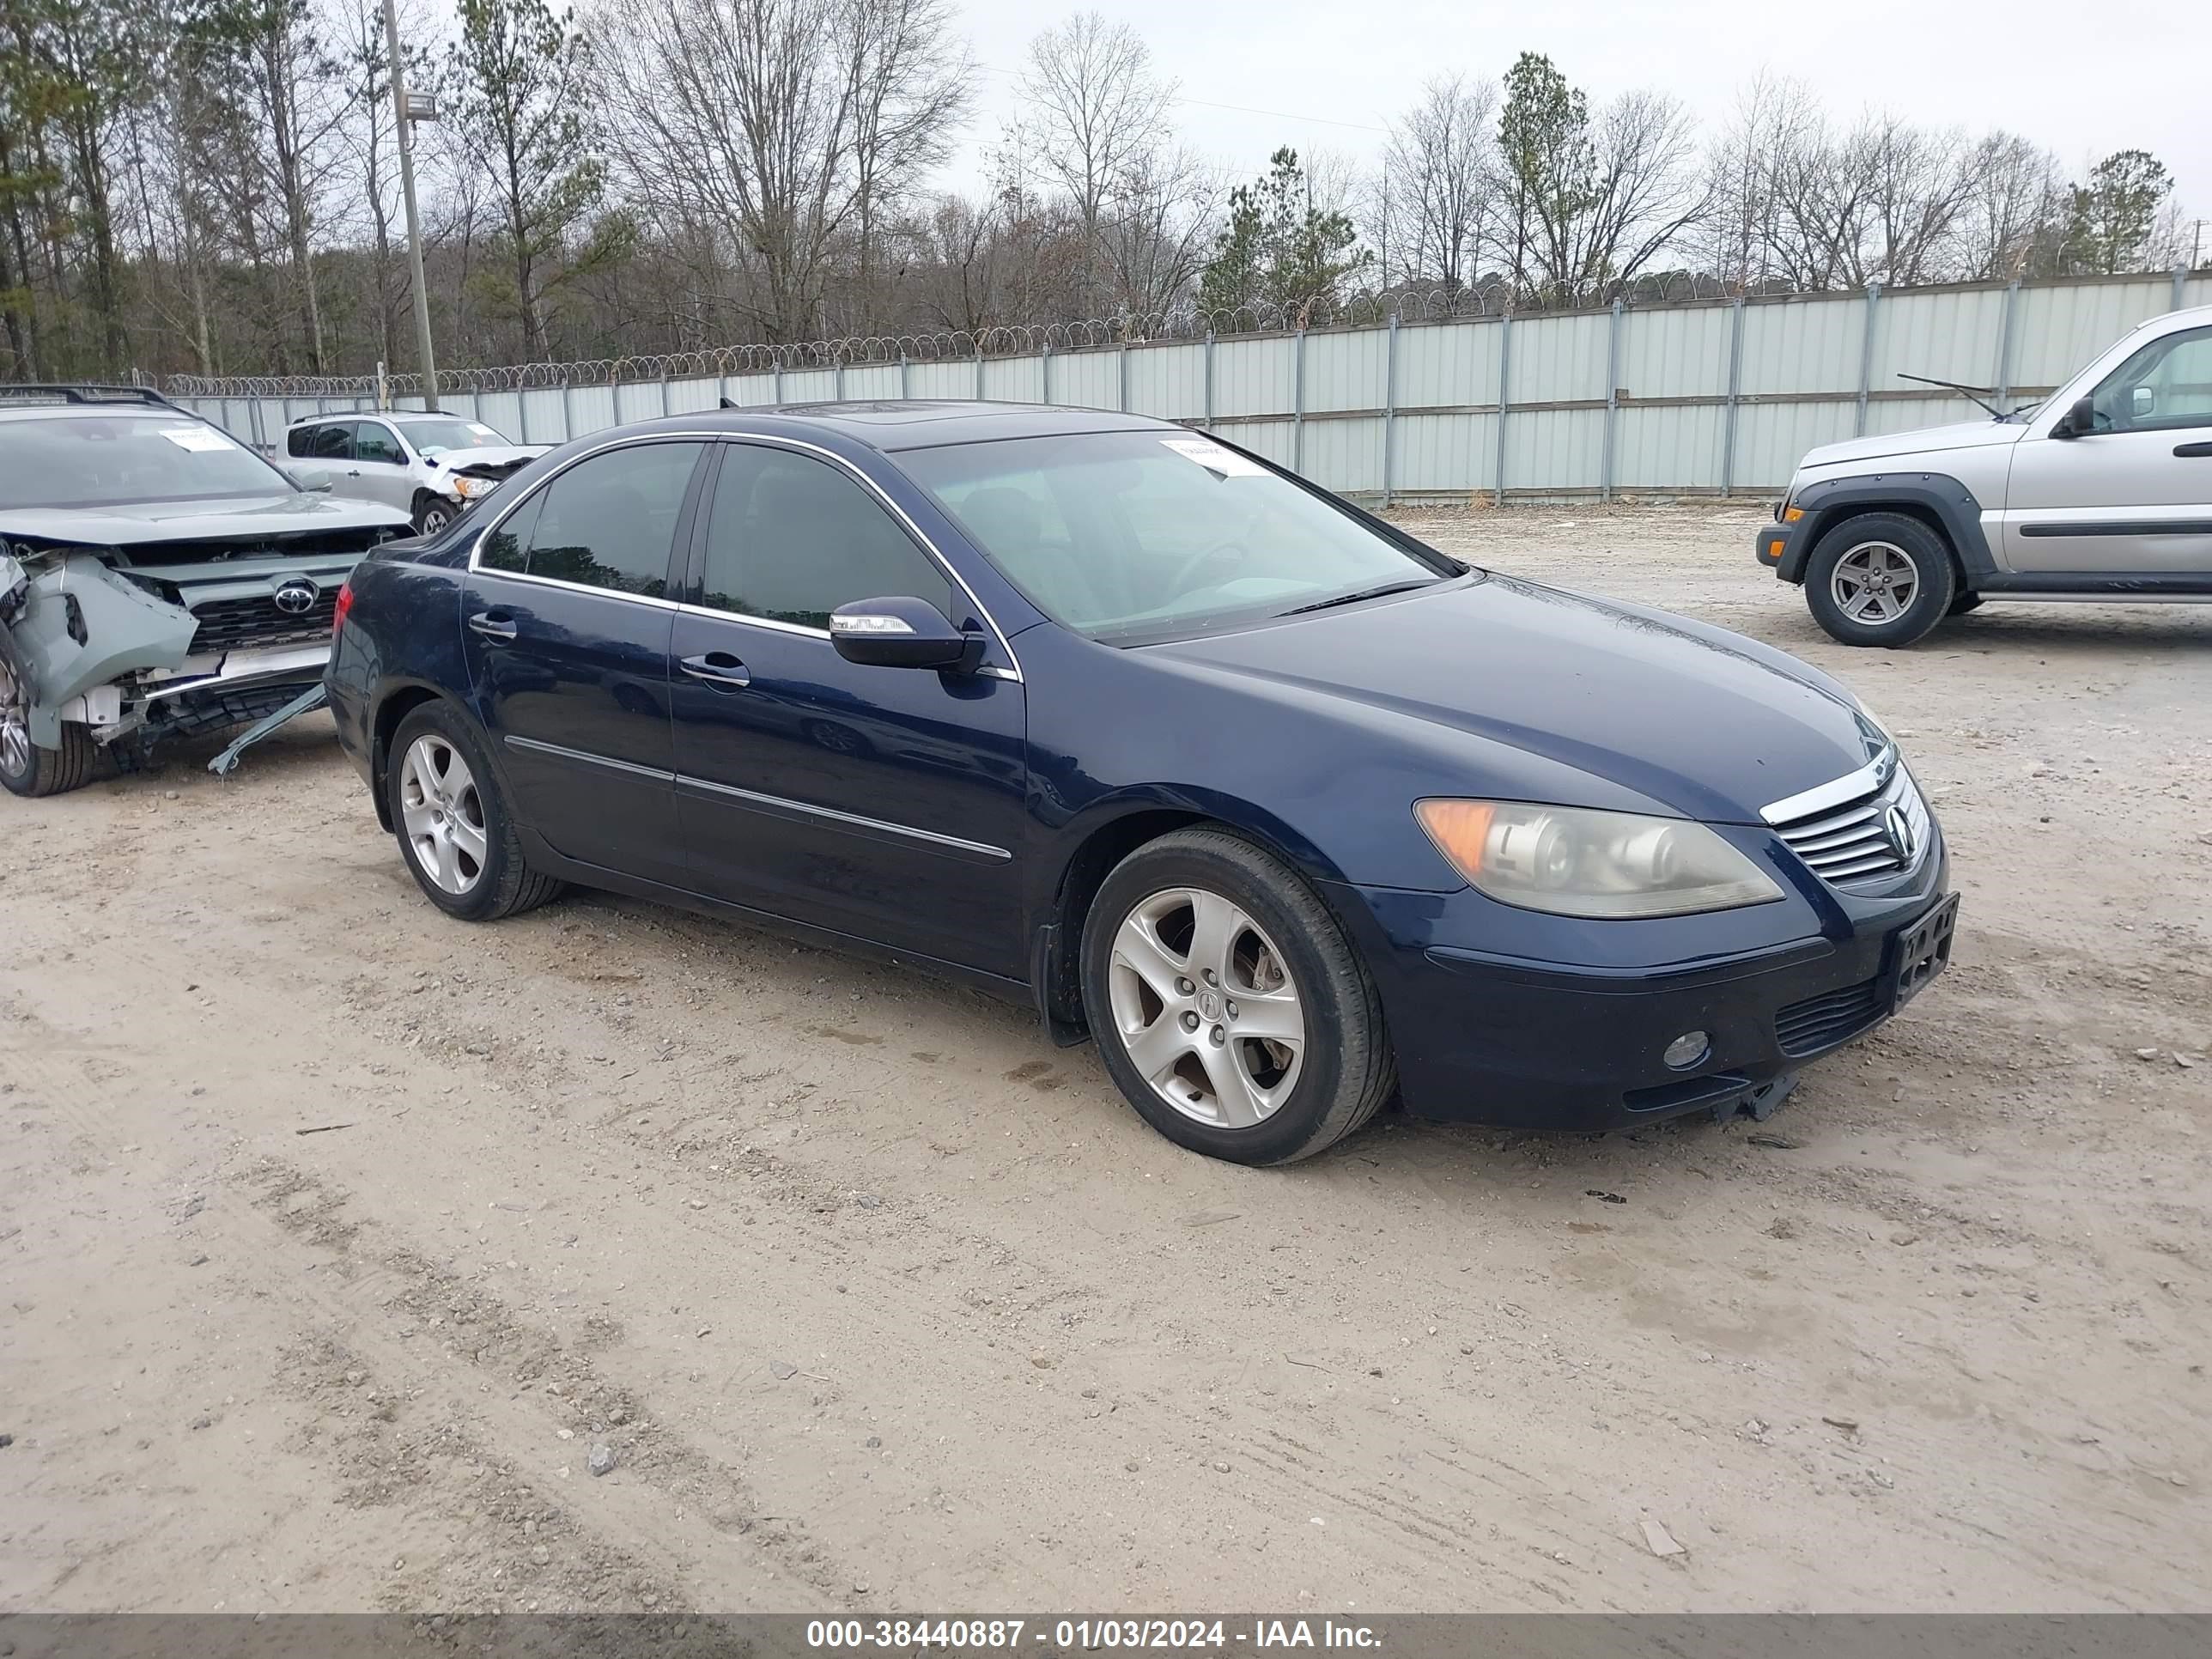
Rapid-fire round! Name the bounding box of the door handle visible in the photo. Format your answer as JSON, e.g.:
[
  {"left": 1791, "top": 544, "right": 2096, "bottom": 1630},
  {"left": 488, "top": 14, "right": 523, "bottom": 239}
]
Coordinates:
[
  {"left": 468, "top": 611, "right": 518, "bottom": 641},
  {"left": 2175, "top": 441, "right": 2212, "bottom": 458},
  {"left": 346, "top": 468, "right": 362, "bottom": 477},
  {"left": 680, "top": 652, "right": 750, "bottom": 690}
]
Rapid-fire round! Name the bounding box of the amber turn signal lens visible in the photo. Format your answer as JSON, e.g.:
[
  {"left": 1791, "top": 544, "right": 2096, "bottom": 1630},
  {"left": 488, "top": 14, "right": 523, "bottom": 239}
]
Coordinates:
[
  {"left": 1414, "top": 799, "right": 1496, "bottom": 878},
  {"left": 1782, "top": 506, "right": 1805, "bottom": 523}
]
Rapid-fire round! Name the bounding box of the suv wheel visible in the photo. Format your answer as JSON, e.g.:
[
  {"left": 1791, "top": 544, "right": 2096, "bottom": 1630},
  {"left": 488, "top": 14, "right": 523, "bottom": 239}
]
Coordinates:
[
  {"left": 386, "top": 701, "right": 563, "bottom": 921},
  {"left": 0, "top": 659, "right": 97, "bottom": 798},
  {"left": 1079, "top": 829, "right": 1395, "bottom": 1165},
  {"left": 1802, "top": 514, "right": 1958, "bottom": 647},
  {"left": 413, "top": 496, "right": 456, "bottom": 536}
]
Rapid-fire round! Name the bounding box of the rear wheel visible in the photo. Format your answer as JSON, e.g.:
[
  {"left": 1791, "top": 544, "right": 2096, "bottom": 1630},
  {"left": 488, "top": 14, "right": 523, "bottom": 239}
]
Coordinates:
[
  {"left": 1802, "top": 513, "right": 1957, "bottom": 647},
  {"left": 1080, "top": 829, "right": 1395, "bottom": 1165},
  {"left": 385, "top": 701, "right": 562, "bottom": 921},
  {"left": 0, "top": 659, "right": 97, "bottom": 798}
]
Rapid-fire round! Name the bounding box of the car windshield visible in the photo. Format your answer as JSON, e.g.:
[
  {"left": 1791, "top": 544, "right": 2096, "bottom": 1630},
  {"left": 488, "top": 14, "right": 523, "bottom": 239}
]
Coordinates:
[
  {"left": 0, "top": 412, "right": 295, "bottom": 509},
  {"left": 398, "top": 417, "right": 507, "bottom": 457},
  {"left": 901, "top": 430, "right": 1455, "bottom": 643}
]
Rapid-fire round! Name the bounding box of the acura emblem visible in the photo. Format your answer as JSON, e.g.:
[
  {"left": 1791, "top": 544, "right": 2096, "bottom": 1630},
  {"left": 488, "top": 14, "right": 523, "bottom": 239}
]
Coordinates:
[
  {"left": 1882, "top": 804, "right": 1916, "bottom": 860},
  {"left": 272, "top": 578, "right": 319, "bottom": 616}
]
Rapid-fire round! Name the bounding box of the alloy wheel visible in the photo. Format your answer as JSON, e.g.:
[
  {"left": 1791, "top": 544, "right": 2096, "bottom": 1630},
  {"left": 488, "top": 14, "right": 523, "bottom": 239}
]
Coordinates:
[
  {"left": 398, "top": 733, "right": 488, "bottom": 895},
  {"left": 1106, "top": 887, "right": 1306, "bottom": 1129},
  {"left": 1829, "top": 542, "right": 1920, "bottom": 625},
  {"left": 0, "top": 658, "right": 31, "bottom": 781}
]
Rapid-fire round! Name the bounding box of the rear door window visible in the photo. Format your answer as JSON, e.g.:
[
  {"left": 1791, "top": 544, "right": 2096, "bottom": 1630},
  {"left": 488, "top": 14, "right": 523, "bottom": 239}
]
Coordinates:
[{"left": 518, "top": 441, "right": 705, "bottom": 598}]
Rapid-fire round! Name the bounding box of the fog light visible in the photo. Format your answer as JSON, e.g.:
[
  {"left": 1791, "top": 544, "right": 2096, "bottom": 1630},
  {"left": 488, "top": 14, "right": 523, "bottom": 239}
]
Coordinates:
[{"left": 1663, "top": 1030, "right": 1710, "bottom": 1071}]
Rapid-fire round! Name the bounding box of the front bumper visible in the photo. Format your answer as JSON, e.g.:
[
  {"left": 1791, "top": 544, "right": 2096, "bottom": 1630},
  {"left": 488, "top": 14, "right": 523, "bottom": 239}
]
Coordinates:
[
  {"left": 1325, "top": 839, "right": 1950, "bottom": 1132},
  {"left": 1755, "top": 519, "right": 1797, "bottom": 578}
]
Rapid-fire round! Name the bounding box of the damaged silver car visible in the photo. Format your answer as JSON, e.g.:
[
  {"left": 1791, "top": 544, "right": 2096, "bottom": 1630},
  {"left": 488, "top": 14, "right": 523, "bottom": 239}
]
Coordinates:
[{"left": 1, "top": 386, "right": 412, "bottom": 797}]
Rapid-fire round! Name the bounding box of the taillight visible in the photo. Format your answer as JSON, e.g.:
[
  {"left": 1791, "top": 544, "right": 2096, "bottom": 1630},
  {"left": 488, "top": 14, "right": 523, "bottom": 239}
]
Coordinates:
[{"left": 332, "top": 576, "right": 356, "bottom": 641}]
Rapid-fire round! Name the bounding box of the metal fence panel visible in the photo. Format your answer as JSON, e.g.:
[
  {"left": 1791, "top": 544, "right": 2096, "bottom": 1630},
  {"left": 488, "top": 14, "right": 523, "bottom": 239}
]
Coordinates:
[
  {"left": 1508, "top": 309, "right": 1609, "bottom": 403},
  {"left": 1619, "top": 304, "right": 1735, "bottom": 400},
  {"left": 2008, "top": 277, "right": 2178, "bottom": 389},
  {"left": 908, "top": 360, "right": 975, "bottom": 399},
  {"left": 1395, "top": 411, "right": 1496, "bottom": 494},
  {"left": 1869, "top": 286, "right": 2007, "bottom": 392},
  {"left": 1740, "top": 295, "right": 1862, "bottom": 395},
  {"left": 1303, "top": 328, "right": 1387, "bottom": 414},
  {"left": 1127, "top": 341, "right": 1205, "bottom": 420},
  {"left": 1504, "top": 407, "right": 1605, "bottom": 491},
  {"left": 1395, "top": 319, "right": 1499, "bottom": 410},
  {"left": 1212, "top": 337, "right": 1293, "bottom": 417},
  {"left": 1616, "top": 403, "right": 1728, "bottom": 490},
  {"left": 1298, "top": 415, "right": 1383, "bottom": 494},
  {"left": 981, "top": 355, "right": 1044, "bottom": 402},
  {"left": 1734, "top": 398, "right": 1859, "bottom": 493},
  {"left": 1052, "top": 349, "right": 1121, "bottom": 410}
]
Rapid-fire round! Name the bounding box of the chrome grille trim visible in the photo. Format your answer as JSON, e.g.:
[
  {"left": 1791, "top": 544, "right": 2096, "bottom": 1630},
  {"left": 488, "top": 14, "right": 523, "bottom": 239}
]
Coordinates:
[{"left": 1764, "top": 749, "right": 1930, "bottom": 886}]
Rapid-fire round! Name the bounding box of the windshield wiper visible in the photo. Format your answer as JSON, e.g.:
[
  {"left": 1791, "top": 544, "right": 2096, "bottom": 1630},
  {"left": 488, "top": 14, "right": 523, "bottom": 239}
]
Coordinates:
[
  {"left": 1897, "top": 372, "right": 2007, "bottom": 420},
  {"left": 1276, "top": 578, "right": 1441, "bottom": 617}
]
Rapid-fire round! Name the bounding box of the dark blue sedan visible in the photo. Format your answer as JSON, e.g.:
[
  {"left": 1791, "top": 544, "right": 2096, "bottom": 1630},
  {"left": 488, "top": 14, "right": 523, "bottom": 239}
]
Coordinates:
[{"left": 327, "top": 402, "right": 1956, "bottom": 1164}]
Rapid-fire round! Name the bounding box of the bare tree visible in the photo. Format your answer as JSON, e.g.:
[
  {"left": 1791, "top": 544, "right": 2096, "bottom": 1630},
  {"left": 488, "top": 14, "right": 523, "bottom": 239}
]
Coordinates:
[
  {"left": 1011, "top": 9, "right": 1175, "bottom": 310},
  {"left": 841, "top": 0, "right": 971, "bottom": 330},
  {"left": 1692, "top": 74, "right": 1819, "bottom": 291},
  {"left": 1377, "top": 74, "right": 1497, "bottom": 291},
  {"left": 1953, "top": 132, "right": 2063, "bottom": 280}
]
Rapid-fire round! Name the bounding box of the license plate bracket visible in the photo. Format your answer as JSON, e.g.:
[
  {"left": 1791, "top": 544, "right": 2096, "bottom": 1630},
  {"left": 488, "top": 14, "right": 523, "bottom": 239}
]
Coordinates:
[{"left": 1887, "top": 892, "right": 1960, "bottom": 1012}]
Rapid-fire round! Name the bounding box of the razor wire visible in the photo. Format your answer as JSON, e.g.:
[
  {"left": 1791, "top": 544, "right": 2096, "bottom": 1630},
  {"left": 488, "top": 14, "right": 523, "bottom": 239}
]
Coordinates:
[{"left": 161, "top": 273, "right": 1753, "bottom": 400}]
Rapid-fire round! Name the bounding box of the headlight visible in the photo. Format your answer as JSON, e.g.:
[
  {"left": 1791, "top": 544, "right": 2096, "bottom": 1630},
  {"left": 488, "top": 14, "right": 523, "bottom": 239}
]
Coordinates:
[
  {"left": 1415, "top": 799, "right": 1785, "bottom": 919},
  {"left": 450, "top": 474, "right": 497, "bottom": 500}
]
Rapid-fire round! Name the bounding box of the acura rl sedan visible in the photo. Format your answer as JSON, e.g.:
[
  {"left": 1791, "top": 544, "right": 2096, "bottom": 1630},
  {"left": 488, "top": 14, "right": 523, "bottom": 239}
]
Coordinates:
[{"left": 327, "top": 402, "right": 1957, "bottom": 1165}]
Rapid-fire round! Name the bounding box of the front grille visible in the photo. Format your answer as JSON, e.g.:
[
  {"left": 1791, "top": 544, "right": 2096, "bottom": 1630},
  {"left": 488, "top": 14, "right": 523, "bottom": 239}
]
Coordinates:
[
  {"left": 1775, "top": 977, "right": 1885, "bottom": 1056},
  {"left": 188, "top": 589, "right": 337, "bottom": 654},
  {"left": 1768, "top": 761, "right": 1929, "bottom": 885}
]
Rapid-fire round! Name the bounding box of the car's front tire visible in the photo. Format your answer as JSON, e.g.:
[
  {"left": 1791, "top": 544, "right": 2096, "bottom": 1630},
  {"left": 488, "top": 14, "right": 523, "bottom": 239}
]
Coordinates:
[
  {"left": 1, "top": 659, "right": 97, "bottom": 799},
  {"left": 385, "top": 701, "right": 562, "bottom": 921},
  {"left": 1079, "top": 829, "right": 1395, "bottom": 1165},
  {"left": 413, "top": 495, "right": 457, "bottom": 536},
  {"left": 1802, "top": 513, "right": 1957, "bottom": 647}
]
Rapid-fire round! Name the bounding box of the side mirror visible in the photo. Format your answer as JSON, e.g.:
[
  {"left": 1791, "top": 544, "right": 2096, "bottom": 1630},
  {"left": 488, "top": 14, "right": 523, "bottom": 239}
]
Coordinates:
[
  {"left": 2052, "top": 395, "right": 2098, "bottom": 440},
  {"left": 830, "top": 596, "right": 980, "bottom": 672},
  {"left": 2131, "top": 386, "right": 2156, "bottom": 420},
  {"left": 289, "top": 465, "right": 335, "bottom": 491}
]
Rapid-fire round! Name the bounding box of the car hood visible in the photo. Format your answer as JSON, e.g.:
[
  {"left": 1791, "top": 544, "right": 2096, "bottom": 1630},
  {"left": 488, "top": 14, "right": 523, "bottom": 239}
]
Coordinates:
[
  {"left": 422, "top": 444, "right": 548, "bottom": 474},
  {"left": 1147, "top": 574, "right": 1881, "bottom": 825},
  {"left": 0, "top": 492, "right": 413, "bottom": 545},
  {"left": 1798, "top": 418, "right": 2025, "bottom": 471}
]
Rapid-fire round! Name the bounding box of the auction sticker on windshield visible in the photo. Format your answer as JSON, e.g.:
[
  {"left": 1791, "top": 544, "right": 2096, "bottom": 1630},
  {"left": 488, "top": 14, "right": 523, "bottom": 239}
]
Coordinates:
[
  {"left": 1159, "top": 436, "right": 1267, "bottom": 477},
  {"left": 158, "top": 425, "right": 236, "bottom": 452}
]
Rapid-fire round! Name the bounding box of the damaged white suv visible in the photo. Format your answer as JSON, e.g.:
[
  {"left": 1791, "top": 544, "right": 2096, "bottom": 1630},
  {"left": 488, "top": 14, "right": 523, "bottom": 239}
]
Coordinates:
[{"left": 1, "top": 386, "right": 411, "bottom": 797}]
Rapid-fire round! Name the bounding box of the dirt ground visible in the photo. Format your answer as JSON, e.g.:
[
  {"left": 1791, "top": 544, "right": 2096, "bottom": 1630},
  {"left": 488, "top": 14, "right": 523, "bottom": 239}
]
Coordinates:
[{"left": 3, "top": 504, "right": 2209, "bottom": 1615}]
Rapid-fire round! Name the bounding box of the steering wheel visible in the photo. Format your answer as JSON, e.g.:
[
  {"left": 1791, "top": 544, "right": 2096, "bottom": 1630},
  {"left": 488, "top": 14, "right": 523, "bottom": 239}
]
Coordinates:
[{"left": 1168, "top": 535, "right": 1252, "bottom": 596}]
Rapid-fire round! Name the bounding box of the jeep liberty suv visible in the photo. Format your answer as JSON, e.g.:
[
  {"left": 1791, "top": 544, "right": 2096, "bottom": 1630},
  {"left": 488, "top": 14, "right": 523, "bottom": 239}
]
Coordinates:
[{"left": 1756, "top": 304, "right": 2212, "bottom": 645}]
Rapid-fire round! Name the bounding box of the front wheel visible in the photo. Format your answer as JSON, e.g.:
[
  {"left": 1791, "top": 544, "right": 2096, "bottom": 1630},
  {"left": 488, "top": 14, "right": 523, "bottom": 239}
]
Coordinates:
[
  {"left": 1079, "top": 829, "right": 1395, "bottom": 1165},
  {"left": 413, "top": 497, "right": 456, "bottom": 536},
  {"left": 1802, "top": 514, "right": 1957, "bottom": 647},
  {"left": 385, "top": 701, "right": 563, "bottom": 921},
  {"left": 1, "top": 658, "right": 97, "bottom": 798}
]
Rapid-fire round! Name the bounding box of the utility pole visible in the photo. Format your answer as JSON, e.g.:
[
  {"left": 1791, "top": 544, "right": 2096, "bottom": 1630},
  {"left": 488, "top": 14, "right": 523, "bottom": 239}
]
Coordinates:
[{"left": 382, "top": 0, "right": 440, "bottom": 410}]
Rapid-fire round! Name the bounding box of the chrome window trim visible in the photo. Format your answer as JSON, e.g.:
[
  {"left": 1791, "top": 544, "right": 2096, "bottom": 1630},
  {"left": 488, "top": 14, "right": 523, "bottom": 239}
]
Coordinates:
[
  {"left": 466, "top": 428, "right": 1024, "bottom": 683},
  {"left": 692, "top": 432, "right": 1024, "bottom": 684},
  {"left": 476, "top": 565, "right": 683, "bottom": 612},
  {"left": 678, "top": 773, "right": 1012, "bottom": 862},
  {"left": 1759, "top": 747, "right": 1895, "bottom": 827},
  {"left": 505, "top": 733, "right": 673, "bottom": 781}
]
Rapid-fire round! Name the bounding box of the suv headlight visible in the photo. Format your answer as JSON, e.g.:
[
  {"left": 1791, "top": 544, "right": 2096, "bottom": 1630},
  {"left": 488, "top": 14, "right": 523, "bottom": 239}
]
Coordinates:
[
  {"left": 1415, "top": 799, "right": 1785, "bottom": 919},
  {"left": 450, "top": 474, "right": 498, "bottom": 500}
]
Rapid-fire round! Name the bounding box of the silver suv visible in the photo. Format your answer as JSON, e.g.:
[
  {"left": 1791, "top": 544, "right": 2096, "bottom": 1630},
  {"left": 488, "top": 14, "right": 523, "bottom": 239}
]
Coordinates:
[
  {"left": 1758, "top": 304, "right": 2212, "bottom": 645},
  {"left": 284, "top": 411, "right": 546, "bottom": 535}
]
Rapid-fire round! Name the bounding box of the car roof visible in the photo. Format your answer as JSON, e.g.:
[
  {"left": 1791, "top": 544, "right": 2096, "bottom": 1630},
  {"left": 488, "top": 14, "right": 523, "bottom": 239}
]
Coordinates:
[
  {"left": 0, "top": 400, "right": 205, "bottom": 423},
  {"left": 611, "top": 399, "right": 1180, "bottom": 454}
]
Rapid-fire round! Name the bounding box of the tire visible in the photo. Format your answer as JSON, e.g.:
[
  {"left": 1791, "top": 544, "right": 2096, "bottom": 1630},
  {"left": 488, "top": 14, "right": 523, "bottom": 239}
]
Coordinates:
[
  {"left": 413, "top": 496, "right": 456, "bottom": 536},
  {"left": 1946, "top": 592, "right": 1984, "bottom": 617},
  {"left": 385, "top": 700, "right": 563, "bottom": 921},
  {"left": 1079, "top": 828, "right": 1395, "bottom": 1165},
  {"left": 1, "top": 657, "right": 98, "bottom": 798},
  {"left": 1802, "top": 513, "right": 1957, "bottom": 647}
]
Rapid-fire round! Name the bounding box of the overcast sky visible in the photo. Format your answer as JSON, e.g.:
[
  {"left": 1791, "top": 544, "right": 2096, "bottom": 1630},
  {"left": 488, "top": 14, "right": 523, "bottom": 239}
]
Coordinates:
[{"left": 945, "top": 0, "right": 2209, "bottom": 234}]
